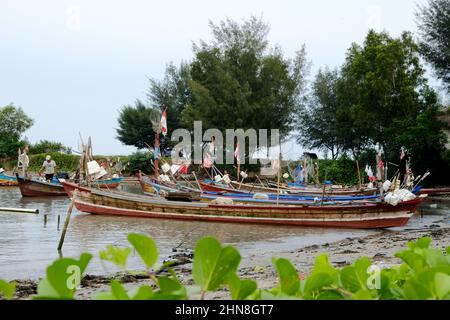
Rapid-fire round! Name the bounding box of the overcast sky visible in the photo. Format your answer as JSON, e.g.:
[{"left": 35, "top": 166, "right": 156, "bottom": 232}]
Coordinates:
[{"left": 0, "top": 0, "right": 445, "bottom": 158}]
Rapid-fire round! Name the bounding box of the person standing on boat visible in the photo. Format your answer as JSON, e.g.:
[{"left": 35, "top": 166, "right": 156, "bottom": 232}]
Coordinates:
[{"left": 39, "top": 155, "right": 57, "bottom": 182}]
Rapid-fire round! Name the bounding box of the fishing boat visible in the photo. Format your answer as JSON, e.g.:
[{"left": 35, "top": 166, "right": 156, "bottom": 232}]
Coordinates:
[
  {"left": 0, "top": 172, "right": 18, "bottom": 186},
  {"left": 204, "top": 180, "right": 379, "bottom": 196},
  {"left": 418, "top": 187, "right": 450, "bottom": 197},
  {"left": 140, "top": 177, "right": 381, "bottom": 204},
  {"left": 16, "top": 174, "right": 67, "bottom": 197},
  {"left": 91, "top": 177, "right": 123, "bottom": 189},
  {"left": 16, "top": 174, "right": 123, "bottom": 197},
  {"left": 65, "top": 181, "right": 426, "bottom": 229}
]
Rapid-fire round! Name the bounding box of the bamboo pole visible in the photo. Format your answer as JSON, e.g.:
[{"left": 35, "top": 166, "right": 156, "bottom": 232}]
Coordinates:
[
  {"left": 0, "top": 207, "right": 39, "bottom": 214},
  {"left": 154, "top": 132, "right": 160, "bottom": 180},
  {"left": 192, "top": 172, "right": 203, "bottom": 194},
  {"left": 320, "top": 171, "right": 328, "bottom": 206},
  {"left": 356, "top": 159, "right": 362, "bottom": 189},
  {"left": 58, "top": 201, "right": 74, "bottom": 251},
  {"left": 276, "top": 151, "right": 281, "bottom": 206}
]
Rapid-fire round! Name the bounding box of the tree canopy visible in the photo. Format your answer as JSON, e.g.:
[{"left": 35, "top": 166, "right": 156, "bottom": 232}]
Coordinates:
[
  {"left": 119, "top": 16, "right": 309, "bottom": 151},
  {"left": 183, "top": 17, "right": 308, "bottom": 138},
  {"left": 298, "top": 30, "right": 448, "bottom": 183},
  {"left": 0, "top": 103, "right": 33, "bottom": 159},
  {"left": 416, "top": 0, "right": 450, "bottom": 92},
  {"left": 116, "top": 100, "right": 158, "bottom": 149},
  {"left": 297, "top": 67, "right": 343, "bottom": 159}
]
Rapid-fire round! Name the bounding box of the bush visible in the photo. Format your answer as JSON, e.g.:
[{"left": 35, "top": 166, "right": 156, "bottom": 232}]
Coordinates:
[
  {"left": 127, "top": 151, "right": 155, "bottom": 175},
  {"left": 316, "top": 155, "right": 360, "bottom": 186},
  {"left": 27, "top": 153, "right": 80, "bottom": 172},
  {"left": 28, "top": 140, "right": 72, "bottom": 155}
]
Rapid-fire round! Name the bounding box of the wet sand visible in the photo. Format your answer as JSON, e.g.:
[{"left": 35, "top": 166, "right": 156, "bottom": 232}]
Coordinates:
[{"left": 9, "top": 225, "right": 449, "bottom": 300}]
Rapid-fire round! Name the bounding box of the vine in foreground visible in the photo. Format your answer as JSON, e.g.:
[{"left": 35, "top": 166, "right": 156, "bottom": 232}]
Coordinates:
[{"left": 0, "top": 235, "right": 449, "bottom": 300}]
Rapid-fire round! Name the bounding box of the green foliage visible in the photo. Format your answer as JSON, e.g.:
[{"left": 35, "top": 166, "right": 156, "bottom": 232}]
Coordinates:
[
  {"left": 116, "top": 100, "right": 159, "bottom": 149},
  {"left": 0, "top": 103, "right": 34, "bottom": 140},
  {"left": 192, "top": 237, "right": 241, "bottom": 292},
  {"left": 316, "top": 155, "right": 360, "bottom": 186},
  {"left": 35, "top": 253, "right": 92, "bottom": 299},
  {"left": 2, "top": 235, "right": 448, "bottom": 300},
  {"left": 0, "top": 279, "right": 16, "bottom": 300},
  {"left": 27, "top": 153, "right": 80, "bottom": 172},
  {"left": 147, "top": 62, "right": 191, "bottom": 137},
  {"left": 298, "top": 67, "right": 344, "bottom": 159},
  {"left": 0, "top": 103, "right": 33, "bottom": 159},
  {"left": 123, "top": 16, "right": 309, "bottom": 158},
  {"left": 416, "top": 0, "right": 450, "bottom": 92},
  {"left": 127, "top": 233, "right": 158, "bottom": 269},
  {"left": 126, "top": 151, "right": 154, "bottom": 175},
  {"left": 99, "top": 245, "right": 132, "bottom": 270},
  {"left": 0, "top": 138, "right": 25, "bottom": 160},
  {"left": 29, "top": 140, "right": 71, "bottom": 155},
  {"left": 184, "top": 16, "right": 308, "bottom": 140},
  {"left": 298, "top": 30, "right": 447, "bottom": 185}
]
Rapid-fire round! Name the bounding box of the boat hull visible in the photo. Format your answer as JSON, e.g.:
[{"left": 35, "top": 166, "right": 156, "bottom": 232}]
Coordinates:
[
  {"left": 0, "top": 173, "right": 18, "bottom": 186},
  {"left": 230, "top": 181, "right": 378, "bottom": 196},
  {"left": 16, "top": 175, "right": 67, "bottom": 197},
  {"left": 70, "top": 187, "right": 424, "bottom": 229}
]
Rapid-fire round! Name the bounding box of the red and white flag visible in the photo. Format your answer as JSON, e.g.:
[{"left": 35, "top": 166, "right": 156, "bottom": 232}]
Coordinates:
[
  {"left": 203, "top": 154, "right": 213, "bottom": 169},
  {"left": 234, "top": 142, "right": 240, "bottom": 163},
  {"left": 160, "top": 108, "right": 167, "bottom": 136}
]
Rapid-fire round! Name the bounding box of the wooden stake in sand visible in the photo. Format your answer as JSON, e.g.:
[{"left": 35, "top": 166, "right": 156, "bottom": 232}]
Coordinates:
[{"left": 58, "top": 201, "right": 74, "bottom": 251}]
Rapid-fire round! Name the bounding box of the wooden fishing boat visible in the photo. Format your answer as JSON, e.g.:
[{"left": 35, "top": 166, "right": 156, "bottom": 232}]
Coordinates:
[
  {"left": 419, "top": 187, "right": 450, "bottom": 197},
  {"left": 17, "top": 174, "right": 123, "bottom": 197},
  {"left": 199, "top": 181, "right": 249, "bottom": 194},
  {"left": 141, "top": 178, "right": 381, "bottom": 204},
  {"left": 206, "top": 180, "right": 379, "bottom": 196},
  {"left": 67, "top": 182, "right": 426, "bottom": 229},
  {"left": 0, "top": 173, "right": 18, "bottom": 186},
  {"left": 92, "top": 177, "right": 123, "bottom": 189},
  {"left": 16, "top": 174, "right": 67, "bottom": 197}
]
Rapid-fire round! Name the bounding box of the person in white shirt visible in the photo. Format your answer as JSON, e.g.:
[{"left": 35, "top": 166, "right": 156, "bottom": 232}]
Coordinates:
[{"left": 39, "top": 155, "right": 57, "bottom": 182}]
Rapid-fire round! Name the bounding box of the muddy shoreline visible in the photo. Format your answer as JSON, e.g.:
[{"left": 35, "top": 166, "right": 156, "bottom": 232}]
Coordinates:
[{"left": 8, "top": 225, "right": 449, "bottom": 300}]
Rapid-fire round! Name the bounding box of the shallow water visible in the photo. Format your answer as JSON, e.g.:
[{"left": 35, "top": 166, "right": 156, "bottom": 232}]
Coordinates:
[{"left": 0, "top": 184, "right": 448, "bottom": 281}]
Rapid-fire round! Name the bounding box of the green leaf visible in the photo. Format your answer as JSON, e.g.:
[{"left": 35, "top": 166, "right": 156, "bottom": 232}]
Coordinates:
[
  {"left": 132, "top": 286, "right": 154, "bottom": 300},
  {"left": 99, "top": 245, "right": 131, "bottom": 270},
  {"left": 304, "top": 273, "right": 334, "bottom": 296},
  {"left": 36, "top": 253, "right": 92, "bottom": 299},
  {"left": 273, "top": 258, "right": 300, "bottom": 296},
  {"left": 395, "top": 251, "right": 427, "bottom": 274},
  {"left": 192, "top": 237, "right": 241, "bottom": 291},
  {"left": 353, "top": 257, "right": 371, "bottom": 287},
  {"left": 312, "top": 254, "right": 338, "bottom": 283},
  {"left": 157, "top": 276, "right": 187, "bottom": 299},
  {"left": 36, "top": 278, "right": 59, "bottom": 299},
  {"left": 0, "top": 279, "right": 16, "bottom": 300},
  {"left": 416, "top": 237, "right": 432, "bottom": 249},
  {"left": 340, "top": 267, "right": 360, "bottom": 293},
  {"left": 434, "top": 272, "right": 450, "bottom": 299},
  {"left": 316, "top": 290, "right": 345, "bottom": 300},
  {"left": 227, "top": 273, "right": 257, "bottom": 300},
  {"left": 127, "top": 233, "right": 158, "bottom": 269},
  {"left": 353, "top": 289, "right": 373, "bottom": 300},
  {"left": 110, "top": 280, "right": 130, "bottom": 300},
  {"left": 402, "top": 278, "right": 433, "bottom": 300},
  {"left": 94, "top": 292, "right": 116, "bottom": 300}
]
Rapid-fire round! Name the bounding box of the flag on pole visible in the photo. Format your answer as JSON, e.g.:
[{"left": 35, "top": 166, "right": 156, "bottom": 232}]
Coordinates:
[
  {"left": 160, "top": 108, "right": 167, "bottom": 136},
  {"left": 203, "top": 154, "right": 213, "bottom": 168},
  {"left": 234, "top": 142, "right": 240, "bottom": 163}
]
